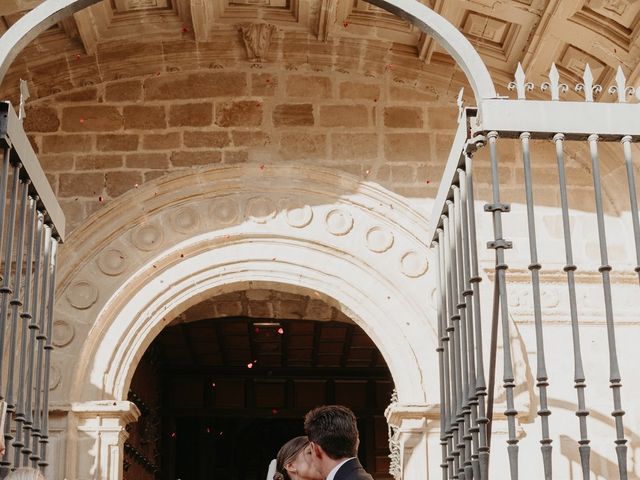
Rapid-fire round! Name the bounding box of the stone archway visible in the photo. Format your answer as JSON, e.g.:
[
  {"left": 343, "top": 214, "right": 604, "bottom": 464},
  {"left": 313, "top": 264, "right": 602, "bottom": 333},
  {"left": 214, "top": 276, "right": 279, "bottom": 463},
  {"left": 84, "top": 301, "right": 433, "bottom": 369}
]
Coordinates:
[{"left": 52, "top": 164, "right": 439, "bottom": 479}]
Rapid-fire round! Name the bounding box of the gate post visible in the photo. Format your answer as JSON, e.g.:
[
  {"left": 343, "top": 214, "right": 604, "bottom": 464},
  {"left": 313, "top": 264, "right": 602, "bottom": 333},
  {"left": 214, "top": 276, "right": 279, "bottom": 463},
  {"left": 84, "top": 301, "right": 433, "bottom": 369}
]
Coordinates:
[
  {"left": 386, "top": 404, "right": 437, "bottom": 479},
  {"left": 68, "top": 401, "right": 139, "bottom": 480}
]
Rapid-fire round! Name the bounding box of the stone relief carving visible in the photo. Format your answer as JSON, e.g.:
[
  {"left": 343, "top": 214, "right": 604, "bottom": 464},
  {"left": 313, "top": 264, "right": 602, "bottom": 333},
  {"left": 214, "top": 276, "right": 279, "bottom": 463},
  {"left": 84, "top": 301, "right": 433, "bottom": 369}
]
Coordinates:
[
  {"left": 366, "top": 226, "right": 394, "bottom": 253},
  {"left": 238, "top": 23, "right": 277, "bottom": 62},
  {"left": 171, "top": 207, "right": 200, "bottom": 234},
  {"left": 66, "top": 281, "right": 99, "bottom": 310},
  {"left": 52, "top": 320, "right": 75, "bottom": 348},
  {"left": 400, "top": 251, "right": 429, "bottom": 278},
  {"left": 97, "top": 248, "right": 127, "bottom": 276},
  {"left": 325, "top": 209, "right": 354, "bottom": 236},
  {"left": 588, "top": 0, "right": 631, "bottom": 15},
  {"left": 210, "top": 197, "right": 240, "bottom": 225},
  {"left": 132, "top": 224, "right": 164, "bottom": 251}
]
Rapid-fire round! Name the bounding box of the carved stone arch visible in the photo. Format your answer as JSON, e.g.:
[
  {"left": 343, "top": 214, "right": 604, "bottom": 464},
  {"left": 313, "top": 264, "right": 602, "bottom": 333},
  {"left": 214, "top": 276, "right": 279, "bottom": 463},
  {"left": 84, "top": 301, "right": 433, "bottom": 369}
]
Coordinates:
[{"left": 0, "top": 0, "right": 497, "bottom": 104}]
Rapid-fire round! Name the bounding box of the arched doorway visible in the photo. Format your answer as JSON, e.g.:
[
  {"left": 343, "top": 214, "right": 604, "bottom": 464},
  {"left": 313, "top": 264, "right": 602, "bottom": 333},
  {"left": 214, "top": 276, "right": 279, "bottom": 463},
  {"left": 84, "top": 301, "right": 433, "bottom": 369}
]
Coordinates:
[
  {"left": 125, "top": 288, "right": 394, "bottom": 479},
  {"left": 53, "top": 164, "right": 438, "bottom": 479}
]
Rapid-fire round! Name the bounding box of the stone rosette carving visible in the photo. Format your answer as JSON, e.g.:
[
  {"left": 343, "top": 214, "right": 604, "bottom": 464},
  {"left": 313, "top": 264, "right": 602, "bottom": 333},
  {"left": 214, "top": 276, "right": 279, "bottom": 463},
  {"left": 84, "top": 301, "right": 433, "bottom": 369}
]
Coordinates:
[
  {"left": 132, "top": 223, "right": 164, "bottom": 251},
  {"left": 66, "top": 281, "right": 99, "bottom": 310},
  {"left": 246, "top": 196, "right": 277, "bottom": 223},
  {"left": 52, "top": 320, "right": 75, "bottom": 347},
  {"left": 283, "top": 201, "right": 313, "bottom": 228},
  {"left": 97, "top": 249, "right": 127, "bottom": 276},
  {"left": 238, "top": 23, "right": 277, "bottom": 63},
  {"left": 400, "top": 251, "right": 429, "bottom": 278},
  {"left": 171, "top": 207, "right": 200, "bottom": 234},
  {"left": 211, "top": 197, "right": 240, "bottom": 225},
  {"left": 366, "top": 226, "right": 394, "bottom": 253},
  {"left": 325, "top": 209, "right": 354, "bottom": 236}
]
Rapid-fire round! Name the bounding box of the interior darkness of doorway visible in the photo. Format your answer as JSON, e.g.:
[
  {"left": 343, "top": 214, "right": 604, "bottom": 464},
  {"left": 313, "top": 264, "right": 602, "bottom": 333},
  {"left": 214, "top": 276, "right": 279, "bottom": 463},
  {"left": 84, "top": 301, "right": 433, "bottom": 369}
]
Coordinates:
[{"left": 124, "top": 316, "right": 394, "bottom": 480}]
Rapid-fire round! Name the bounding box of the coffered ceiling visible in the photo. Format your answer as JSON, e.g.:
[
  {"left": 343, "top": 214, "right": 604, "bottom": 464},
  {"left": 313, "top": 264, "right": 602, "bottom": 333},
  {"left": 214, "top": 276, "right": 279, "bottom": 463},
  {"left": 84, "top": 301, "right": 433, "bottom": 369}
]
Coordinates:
[{"left": 1, "top": 0, "right": 639, "bottom": 100}]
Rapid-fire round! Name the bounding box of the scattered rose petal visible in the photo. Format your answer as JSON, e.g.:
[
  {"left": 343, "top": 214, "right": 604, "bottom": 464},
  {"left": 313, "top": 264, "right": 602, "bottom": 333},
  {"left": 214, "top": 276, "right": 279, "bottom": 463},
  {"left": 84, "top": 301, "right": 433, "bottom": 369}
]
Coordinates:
[{"left": 277, "top": 327, "right": 284, "bottom": 335}]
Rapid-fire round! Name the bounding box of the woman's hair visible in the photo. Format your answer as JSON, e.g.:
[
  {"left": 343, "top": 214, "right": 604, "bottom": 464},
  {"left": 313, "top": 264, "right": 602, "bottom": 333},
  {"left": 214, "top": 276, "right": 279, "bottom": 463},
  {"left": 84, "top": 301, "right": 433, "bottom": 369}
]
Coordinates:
[
  {"left": 5, "top": 467, "right": 46, "bottom": 480},
  {"left": 274, "top": 436, "right": 310, "bottom": 480}
]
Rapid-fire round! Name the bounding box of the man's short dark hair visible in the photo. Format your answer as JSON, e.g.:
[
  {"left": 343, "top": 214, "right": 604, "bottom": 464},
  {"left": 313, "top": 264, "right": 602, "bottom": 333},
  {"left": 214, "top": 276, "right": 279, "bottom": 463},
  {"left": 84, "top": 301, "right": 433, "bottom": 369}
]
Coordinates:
[{"left": 304, "top": 405, "right": 359, "bottom": 459}]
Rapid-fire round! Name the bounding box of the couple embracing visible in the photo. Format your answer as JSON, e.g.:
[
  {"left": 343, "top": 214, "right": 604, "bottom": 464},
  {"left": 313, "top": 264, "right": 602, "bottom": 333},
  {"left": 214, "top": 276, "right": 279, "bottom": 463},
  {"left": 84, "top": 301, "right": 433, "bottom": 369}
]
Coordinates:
[{"left": 269, "top": 405, "right": 373, "bottom": 480}]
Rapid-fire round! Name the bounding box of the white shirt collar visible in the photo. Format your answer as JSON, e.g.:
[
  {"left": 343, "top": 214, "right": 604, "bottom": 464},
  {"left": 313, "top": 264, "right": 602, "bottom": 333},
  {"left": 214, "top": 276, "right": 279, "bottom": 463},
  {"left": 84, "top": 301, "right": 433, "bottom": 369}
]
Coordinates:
[{"left": 326, "top": 457, "right": 355, "bottom": 480}]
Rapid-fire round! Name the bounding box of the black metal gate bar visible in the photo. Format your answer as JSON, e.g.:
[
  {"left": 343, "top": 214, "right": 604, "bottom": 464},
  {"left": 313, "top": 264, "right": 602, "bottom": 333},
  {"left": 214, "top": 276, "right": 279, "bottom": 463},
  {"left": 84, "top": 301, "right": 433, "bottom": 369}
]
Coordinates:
[
  {"left": 0, "top": 148, "right": 10, "bottom": 283},
  {"left": 38, "top": 237, "right": 58, "bottom": 471},
  {"left": 436, "top": 231, "right": 449, "bottom": 480},
  {"left": 29, "top": 225, "right": 51, "bottom": 469},
  {"left": 621, "top": 136, "right": 640, "bottom": 281},
  {"left": 22, "top": 212, "right": 44, "bottom": 467},
  {"left": 463, "top": 146, "right": 489, "bottom": 480},
  {"left": 486, "top": 132, "right": 519, "bottom": 480},
  {"left": 13, "top": 196, "right": 37, "bottom": 466},
  {"left": 2, "top": 175, "right": 30, "bottom": 472},
  {"left": 553, "top": 133, "right": 591, "bottom": 480},
  {"left": 458, "top": 169, "right": 479, "bottom": 480},
  {"left": 519, "top": 132, "right": 553, "bottom": 479},
  {"left": 587, "top": 135, "right": 628, "bottom": 480}
]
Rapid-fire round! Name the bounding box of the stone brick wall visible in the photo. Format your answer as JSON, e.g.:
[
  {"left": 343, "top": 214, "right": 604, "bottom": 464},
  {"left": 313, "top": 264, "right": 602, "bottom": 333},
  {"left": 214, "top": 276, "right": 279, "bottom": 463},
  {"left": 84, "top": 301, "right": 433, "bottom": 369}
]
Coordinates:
[{"left": 22, "top": 66, "right": 460, "bottom": 232}]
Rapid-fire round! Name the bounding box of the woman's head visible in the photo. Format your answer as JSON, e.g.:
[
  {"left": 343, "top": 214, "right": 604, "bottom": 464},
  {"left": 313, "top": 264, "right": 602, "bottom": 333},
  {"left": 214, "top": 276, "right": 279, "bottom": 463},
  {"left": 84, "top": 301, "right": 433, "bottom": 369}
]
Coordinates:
[{"left": 274, "top": 436, "right": 322, "bottom": 480}]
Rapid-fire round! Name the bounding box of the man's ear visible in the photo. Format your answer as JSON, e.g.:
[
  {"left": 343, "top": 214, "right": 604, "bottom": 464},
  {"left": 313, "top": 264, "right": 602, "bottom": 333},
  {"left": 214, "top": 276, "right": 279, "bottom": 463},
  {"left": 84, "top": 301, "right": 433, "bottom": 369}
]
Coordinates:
[{"left": 310, "top": 441, "right": 324, "bottom": 460}]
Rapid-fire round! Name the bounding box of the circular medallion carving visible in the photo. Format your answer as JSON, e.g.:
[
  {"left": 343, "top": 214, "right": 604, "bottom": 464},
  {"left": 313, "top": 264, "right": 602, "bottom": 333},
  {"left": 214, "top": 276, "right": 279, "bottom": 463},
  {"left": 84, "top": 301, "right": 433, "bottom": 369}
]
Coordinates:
[
  {"left": 49, "top": 364, "right": 61, "bottom": 390},
  {"left": 246, "top": 196, "right": 276, "bottom": 223},
  {"left": 132, "top": 224, "right": 163, "bottom": 251},
  {"left": 400, "top": 251, "right": 429, "bottom": 278},
  {"left": 52, "top": 320, "right": 75, "bottom": 348},
  {"left": 365, "top": 226, "right": 394, "bottom": 253},
  {"left": 171, "top": 207, "right": 200, "bottom": 233},
  {"left": 66, "top": 281, "right": 98, "bottom": 310},
  {"left": 325, "top": 209, "right": 354, "bottom": 236},
  {"left": 97, "top": 249, "right": 126, "bottom": 276},
  {"left": 211, "top": 197, "right": 240, "bottom": 225},
  {"left": 285, "top": 204, "right": 313, "bottom": 228},
  {"left": 541, "top": 288, "right": 560, "bottom": 308}
]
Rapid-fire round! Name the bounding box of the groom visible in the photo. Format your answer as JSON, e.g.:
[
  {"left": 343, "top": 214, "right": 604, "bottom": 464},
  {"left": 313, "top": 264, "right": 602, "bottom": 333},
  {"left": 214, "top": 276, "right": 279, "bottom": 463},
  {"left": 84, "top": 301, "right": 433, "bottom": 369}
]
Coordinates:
[{"left": 304, "top": 405, "right": 373, "bottom": 480}]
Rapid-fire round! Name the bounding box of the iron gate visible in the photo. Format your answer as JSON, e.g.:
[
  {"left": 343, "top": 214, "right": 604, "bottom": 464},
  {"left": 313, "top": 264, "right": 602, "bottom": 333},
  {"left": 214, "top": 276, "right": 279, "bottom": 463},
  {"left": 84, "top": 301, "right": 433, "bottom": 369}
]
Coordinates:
[
  {"left": 0, "top": 99, "right": 65, "bottom": 477},
  {"left": 428, "top": 64, "right": 639, "bottom": 480}
]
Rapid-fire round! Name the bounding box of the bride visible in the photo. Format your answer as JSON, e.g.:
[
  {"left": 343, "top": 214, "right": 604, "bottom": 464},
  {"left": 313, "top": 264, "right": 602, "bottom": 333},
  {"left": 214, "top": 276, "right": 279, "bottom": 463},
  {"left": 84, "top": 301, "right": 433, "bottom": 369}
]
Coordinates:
[{"left": 267, "top": 436, "right": 323, "bottom": 480}]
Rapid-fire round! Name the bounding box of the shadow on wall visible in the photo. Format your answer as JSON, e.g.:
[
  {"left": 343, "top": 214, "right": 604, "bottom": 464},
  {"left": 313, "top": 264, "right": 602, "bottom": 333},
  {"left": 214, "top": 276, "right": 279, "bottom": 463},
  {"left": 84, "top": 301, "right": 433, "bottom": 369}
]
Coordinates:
[{"left": 551, "top": 397, "right": 640, "bottom": 479}]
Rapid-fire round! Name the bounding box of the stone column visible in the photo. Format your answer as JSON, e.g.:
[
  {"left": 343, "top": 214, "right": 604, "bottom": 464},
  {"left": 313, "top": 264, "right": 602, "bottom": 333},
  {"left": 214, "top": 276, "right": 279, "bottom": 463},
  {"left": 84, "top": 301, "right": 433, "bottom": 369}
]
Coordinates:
[
  {"left": 67, "top": 401, "right": 140, "bottom": 480},
  {"left": 385, "top": 403, "right": 438, "bottom": 480}
]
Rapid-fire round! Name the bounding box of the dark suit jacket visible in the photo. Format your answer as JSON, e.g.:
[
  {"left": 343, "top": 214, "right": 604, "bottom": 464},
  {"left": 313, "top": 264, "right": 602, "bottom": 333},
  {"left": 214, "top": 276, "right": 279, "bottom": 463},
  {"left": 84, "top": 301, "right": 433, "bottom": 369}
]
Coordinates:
[{"left": 334, "top": 458, "right": 374, "bottom": 480}]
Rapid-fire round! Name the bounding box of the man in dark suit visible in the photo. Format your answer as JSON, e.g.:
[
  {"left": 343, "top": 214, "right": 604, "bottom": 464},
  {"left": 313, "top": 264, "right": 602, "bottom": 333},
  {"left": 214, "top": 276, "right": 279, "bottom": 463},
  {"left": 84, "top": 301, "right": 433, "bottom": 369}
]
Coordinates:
[{"left": 304, "top": 405, "right": 373, "bottom": 480}]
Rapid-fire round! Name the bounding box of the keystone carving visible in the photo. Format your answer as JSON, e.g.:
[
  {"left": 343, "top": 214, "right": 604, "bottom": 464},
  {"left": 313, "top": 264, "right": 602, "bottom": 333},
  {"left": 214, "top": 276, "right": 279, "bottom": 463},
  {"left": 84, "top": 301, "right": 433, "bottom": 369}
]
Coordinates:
[{"left": 238, "top": 23, "right": 277, "bottom": 62}]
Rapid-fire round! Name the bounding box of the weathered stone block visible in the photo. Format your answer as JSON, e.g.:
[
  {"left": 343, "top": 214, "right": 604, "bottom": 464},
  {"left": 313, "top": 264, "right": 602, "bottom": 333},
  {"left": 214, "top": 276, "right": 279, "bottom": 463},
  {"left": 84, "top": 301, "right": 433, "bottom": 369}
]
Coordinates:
[
  {"left": 123, "top": 105, "right": 166, "bottom": 130},
  {"left": 106, "top": 171, "right": 143, "bottom": 198},
  {"left": 319, "top": 105, "right": 369, "bottom": 127},
  {"left": 42, "top": 135, "right": 92, "bottom": 154},
  {"left": 183, "top": 131, "right": 230, "bottom": 148},
  {"left": 339, "top": 82, "right": 380, "bottom": 101},
  {"left": 142, "top": 132, "right": 181, "bottom": 150},
  {"left": 273, "top": 104, "right": 314, "bottom": 127},
  {"left": 252, "top": 73, "right": 278, "bottom": 96},
  {"left": 24, "top": 107, "right": 60, "bottom": 133},
  {"left": 105, "top": 80, "right": 143, "bottom": 102},
  {"left": 427, "top": 106, "right": 458, "bottom": 130},
  {"left": 62, "top": 106, "right": 122, "bottom": 132},
  {"left": 232, "top": 130, "right": 271, "bottom": 147},
  {"left": 40, "top": 155, "right": 74, "bottom": 172},
  {"left": 224, "top": 150, "right": 249, "bottom": 164},
  {"left": 126, "top": 153, "right": 169, "bottom": 169},
  {"left": 215, "top": 101, "right": 263, "bottom": 127},
  {"left": 280, "top": 133, "right": 326, "bottom": 160},
  {"left": 286, "top": 75, "right": 332, "bottom": 98},
  {"left": 144, "top": 72, "right": 247, "bottom": 100},
  {"left": 75, "top": 154, "right": 124, "bottom": 171},
  {"left": 170, "top": 151, "right": 222, "bottom": 167},
  {"left": 384, "top": 106, "right": 424, "bottom": 128},
  {"left": 169, "top": 103, "right": 213, "bottom": 127},
  {"left": 332, "top": 133, "right": 377, "bottom": 160},
  {"left": 384, "top": 133, "right": 431, "bottom": 162},
  {"left": 97, "top": 134, "right": 139, "bottom": 152},
  {"left": 59, "top": 172, "right": 104, "bottom": 197}
]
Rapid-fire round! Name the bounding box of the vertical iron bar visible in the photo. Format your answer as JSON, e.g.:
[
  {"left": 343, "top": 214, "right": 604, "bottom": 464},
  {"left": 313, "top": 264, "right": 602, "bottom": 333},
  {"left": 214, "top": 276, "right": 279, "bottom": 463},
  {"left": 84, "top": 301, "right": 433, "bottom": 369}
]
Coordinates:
[
  {"left": 2, "top": 176, "right": 30, "bottom": 472},
  {"left": 454, "top": 185, "right": 473, "bottom": 479},
  {"left": 30, "top": 225, "right": 52, "bottom": 469},
  {"left": 621, "top": 136, "right": 640, "bottom": 282},
  {"left": 0, "top": 148, "right": 11, "bottom": 284},
  {"left": 486, "top": 278, "right": 499, "bottom": 449},
  {"left": 520, "top": 132, "right": 553, "bottom": 479},
  {"left": 436, "top": 232, "right": 449, "bottom": 480},
  {"left": 459, "top": 168, "right": 479, "bottom": 480},
  {"left": 0, "top": 161, "right": 21, "bottom": 403},
  {"left": 39, "top": 236, "right": 58, "bottom": 473},
  {"left": 448, "top": 200, "right": 465, "bottom": 479},
  {"left": 553, "top": 133, "right": 591, "bottom": 480},
  {"left": 444, "top": 210, "right": 460, "bottom": 479},
  {"left": 22, "top": 213, "right": 44, "bottom": 465},
  {"left": 587, "top": 135, "right": 628, "bottom": 479},
  {"left": 486, "top": 131, "right": 519, "bottom": 480},
  {"left": 464, "top": 145, "right": 489, "bottom": 480},
  {"left": 13, "top": 197, "right": 37, "bottom": 467}
]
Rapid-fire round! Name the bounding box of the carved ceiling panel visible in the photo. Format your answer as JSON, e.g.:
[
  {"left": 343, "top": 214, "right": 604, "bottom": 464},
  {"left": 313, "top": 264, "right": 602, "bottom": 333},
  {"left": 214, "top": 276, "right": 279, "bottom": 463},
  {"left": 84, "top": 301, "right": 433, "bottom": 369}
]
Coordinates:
[{"left": 571, "top": 0, "right": 640, "bottom": 50}]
